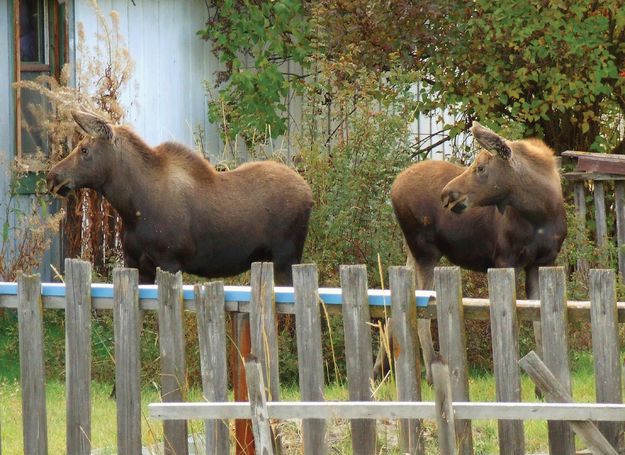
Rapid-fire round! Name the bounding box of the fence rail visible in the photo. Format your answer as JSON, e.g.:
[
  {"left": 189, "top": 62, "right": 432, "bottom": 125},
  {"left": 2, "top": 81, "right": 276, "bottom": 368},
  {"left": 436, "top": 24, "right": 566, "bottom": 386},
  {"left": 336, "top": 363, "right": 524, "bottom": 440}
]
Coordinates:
[{"left": 3, "top": 259, "right": 625, "bottom": 455}]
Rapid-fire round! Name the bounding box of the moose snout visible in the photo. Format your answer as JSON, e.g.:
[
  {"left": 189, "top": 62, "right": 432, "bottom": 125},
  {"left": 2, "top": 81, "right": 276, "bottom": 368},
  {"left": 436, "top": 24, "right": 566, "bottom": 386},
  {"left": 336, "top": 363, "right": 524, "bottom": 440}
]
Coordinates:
[
  {"left": 46, "top": 170, "right": 71, "bottom": 197},
  {"left": 441, "top": 188, "right": 469, "bottom": 214},
  {"left": 441, "top": 190, "right": 460, "bottom": 208}
]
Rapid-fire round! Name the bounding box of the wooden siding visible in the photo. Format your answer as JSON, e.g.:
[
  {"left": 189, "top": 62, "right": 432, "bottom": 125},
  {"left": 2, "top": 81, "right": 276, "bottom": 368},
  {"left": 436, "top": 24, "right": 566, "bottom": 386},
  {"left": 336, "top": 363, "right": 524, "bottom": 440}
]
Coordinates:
[{"left": 73, "top": 0, "right": 223, "bottom": 159}]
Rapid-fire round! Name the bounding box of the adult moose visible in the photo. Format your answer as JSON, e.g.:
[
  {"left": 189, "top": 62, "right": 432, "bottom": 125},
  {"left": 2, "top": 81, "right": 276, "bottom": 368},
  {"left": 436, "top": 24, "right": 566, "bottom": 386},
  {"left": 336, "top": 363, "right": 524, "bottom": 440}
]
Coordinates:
[
  {"left": 47, "top": 111, "right": 313, "bottom": 285},
  {"left": 375, "top": 121, "right": 567, "bottom": 382}
]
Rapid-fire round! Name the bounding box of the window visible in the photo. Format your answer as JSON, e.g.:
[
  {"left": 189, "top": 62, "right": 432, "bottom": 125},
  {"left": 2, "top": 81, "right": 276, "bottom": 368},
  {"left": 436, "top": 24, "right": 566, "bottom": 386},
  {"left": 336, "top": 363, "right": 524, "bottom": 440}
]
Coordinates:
[{"left": 14, "top": 0, "right": 66, "bottom": 163}]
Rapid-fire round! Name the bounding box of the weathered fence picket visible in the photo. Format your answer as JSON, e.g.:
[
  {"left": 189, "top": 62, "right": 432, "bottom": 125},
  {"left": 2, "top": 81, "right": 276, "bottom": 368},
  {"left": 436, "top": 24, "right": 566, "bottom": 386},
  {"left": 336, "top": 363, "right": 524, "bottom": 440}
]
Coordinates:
[
  {"left": 293, "top": 264, "right": 327, "bottom": 455},
  {"left": 17, "top": 273, "right": 48, "bottom": 455},
  {"left": 538, "top": 267, "right": 575, "bottom": 455},
  {"left": 64, "top": 259, "right": 92, "bottom": 455},
  {"left": 389, "top": 266, "right": 423, "bottom": 455},
  {"left": 195, "top": 281, "right": 230, "bottom": 455},
  {"left": 487, "top": 268, "right": 525, "bottom": 455},
  {"left": 434, "top": 266, "right": 472, "bottom": 455},
  {"left": 157, "top": 269, "right": 189, "bottom": 455},
  {"left": 113, "top": 267, "right": 143, "bottom": 455},
  {"left": 340, "top": 265, "right": 376, "bottom": 454},
  {"left": 519, "top": 351, "right": 618, "bottom": 455},
  {"left": 589, "top": 269, "right": 624, "bottom": 449},
  {"left": 10, "top": 258, "right": 625, "bottom": 455},
  {"left": 432, "top": 356, "right": 457, "bottom": 455}
]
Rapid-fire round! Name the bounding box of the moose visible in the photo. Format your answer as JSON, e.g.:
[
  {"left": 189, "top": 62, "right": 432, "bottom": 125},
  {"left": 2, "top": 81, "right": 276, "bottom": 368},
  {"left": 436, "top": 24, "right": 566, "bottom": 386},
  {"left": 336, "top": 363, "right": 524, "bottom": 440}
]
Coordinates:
[
  {"left": 47, "top": 111, "right": 313, "bottom": 285},
  {"left": 374, "top": 121, "right": 567, "bottom": 382}
]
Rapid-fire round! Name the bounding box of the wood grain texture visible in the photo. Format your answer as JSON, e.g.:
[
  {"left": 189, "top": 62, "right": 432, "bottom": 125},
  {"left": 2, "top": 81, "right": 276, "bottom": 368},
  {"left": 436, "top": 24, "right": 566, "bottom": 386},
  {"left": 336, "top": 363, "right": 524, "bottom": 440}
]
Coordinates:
[
  {"left": 389, "top": 266, "right": 423, "bottom": 455},
  {"left": 538, "top": 267, "right": 575, "bottom": 455},
  {"left": 589, "top": 269, "right": 624, "bottom": 449},
  {"left": 340, "top": 265, "right": 376, "bottom": 454},
  {"left": 65, "top": 259, "right": 92, "bottom": 455},
  {"left": 434, "top": 266, "right": 472, "bottom": 455},
  {"left": 245, "top": 358, "right": 275, "bottom": 455},
  {"left": 157, "top": 269, "right": 189, "bottom": 455},
  {"left": 195, "top": 281, "right": 230, "bottom": 455},
  {"left": 114, "top": 268, "right": 143, "bottom": 455},
  {"left": 293, "top": 264, "right": 327, "bottom": 455},
  {"left": 594, "top": 181, "right": 608, "bottom": 247},
  {"left": 520, "top": 351, "right": 618, "bottom": 455},
  {"left": 487, "top": 268, "right": 524, "bottom": 455},
  {"left": 17, "top": 273, "right": 48, "bottom": 455},
  {"left": 432, "top": 358, "right": 457, "bottom": 455}
]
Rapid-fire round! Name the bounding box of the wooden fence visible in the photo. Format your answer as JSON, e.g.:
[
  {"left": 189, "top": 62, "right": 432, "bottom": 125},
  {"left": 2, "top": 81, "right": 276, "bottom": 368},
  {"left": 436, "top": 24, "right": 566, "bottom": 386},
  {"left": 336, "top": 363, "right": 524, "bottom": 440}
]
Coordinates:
[{"left": 3, "top": 259, "right": 625, "bottom": 454}]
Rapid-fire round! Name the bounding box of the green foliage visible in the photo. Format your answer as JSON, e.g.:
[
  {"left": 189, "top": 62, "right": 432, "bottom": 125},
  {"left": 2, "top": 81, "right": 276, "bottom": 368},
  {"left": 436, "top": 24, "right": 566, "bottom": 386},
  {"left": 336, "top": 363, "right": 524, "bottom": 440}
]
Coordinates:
[
  {"left": 420, "top": 0, "right": 625, "bottom": 152},
  {"left": 199, "top": 0, "right": 312, "bottom": 142}
]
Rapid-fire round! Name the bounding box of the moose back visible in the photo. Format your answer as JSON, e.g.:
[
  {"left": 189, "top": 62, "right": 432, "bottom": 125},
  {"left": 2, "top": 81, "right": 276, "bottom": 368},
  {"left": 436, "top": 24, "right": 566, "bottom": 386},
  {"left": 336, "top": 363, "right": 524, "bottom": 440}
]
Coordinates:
[{"left": 47, "top": 111, "right": 313, "bottom": 284}]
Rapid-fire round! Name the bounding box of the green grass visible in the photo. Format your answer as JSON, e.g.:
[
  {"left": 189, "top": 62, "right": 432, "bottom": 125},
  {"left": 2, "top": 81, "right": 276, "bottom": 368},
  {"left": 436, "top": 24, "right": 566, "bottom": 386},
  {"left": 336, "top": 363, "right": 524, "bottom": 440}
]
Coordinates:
[{"left": 0, "top": 337, "right": 603, "bottom": 454}]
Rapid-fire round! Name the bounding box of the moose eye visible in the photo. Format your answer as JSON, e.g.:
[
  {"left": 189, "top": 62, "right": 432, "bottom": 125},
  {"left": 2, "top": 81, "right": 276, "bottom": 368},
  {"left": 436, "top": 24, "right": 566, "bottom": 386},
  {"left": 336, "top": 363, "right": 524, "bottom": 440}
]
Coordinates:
[
  {"left": 476, "top": 165, "right": 486, "bottom": 174},
  {"left": 80, "top": 147, "right": 88, "bottom": 155}
]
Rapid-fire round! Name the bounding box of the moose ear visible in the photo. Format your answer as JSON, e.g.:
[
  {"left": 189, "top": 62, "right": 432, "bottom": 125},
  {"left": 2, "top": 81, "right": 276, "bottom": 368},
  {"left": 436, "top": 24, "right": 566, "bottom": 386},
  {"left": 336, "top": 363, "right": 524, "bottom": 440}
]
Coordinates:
[
  {"left": 471, "top": 121, "right": 511, "bottom": 160},
  {"left": 71, "top": 110, "right": 114, "bottom": 141}
]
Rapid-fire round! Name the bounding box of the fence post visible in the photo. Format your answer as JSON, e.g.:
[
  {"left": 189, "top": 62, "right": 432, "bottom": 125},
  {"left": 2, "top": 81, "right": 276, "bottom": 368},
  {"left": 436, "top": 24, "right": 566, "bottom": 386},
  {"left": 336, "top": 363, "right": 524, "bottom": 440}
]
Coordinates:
[
  {"left": 249, "top": 262, "right": 282, "bottom": 452},
  {"left": 65, "top": 259, "right": 92, "bottom": 455},
  {"left": 589, "top": 269, "right": 624, "bottom": 448},
  {"left": 432, "top": 356, "right": 457, "bottom": 455},
  {"left": 113, "top": 267, "right": 143, "bottom": 455},
  {"left": 293, "top": 264, "right": 327, "bottom": 455},
  {"left": 519, "top": 351, "right": 618, "bottom": 455},
  {"left": 157, "top": 269, "right": 188, "bottom": 455},
  {"left": 245, "top": 357, "right": 275, "bottom": 455},
  {"left": 573, "top": 181, "right": 589, "bottom": 274},
  {"left": 17, "top": 272, "right": 48, "bottom": 455},
  {"left": 615, "top": 181, "right": 625, "bottom": 280},
  {"left": 487, "top": 268, "right": 524, "bottom": 455},
  {"left": 594, "top": 181, "right": 608, "bottom": 247},
  {"left": 340, "top": 265, "right": 376, "bottom": 455},
  {"left": 389, "top": 266, "right": 423, "bottom": 455},
  {"left": 539, "top": 267, "right": 575, "bottom": 454},
  {"left": 232, "top": 312, "right": 254, "bottom": 455},
  {"left": 195, "top": 281, "right": 230, "bottom": 455},
  {"left": 434, "top": 266, "right": 473, "bottom": 455}
]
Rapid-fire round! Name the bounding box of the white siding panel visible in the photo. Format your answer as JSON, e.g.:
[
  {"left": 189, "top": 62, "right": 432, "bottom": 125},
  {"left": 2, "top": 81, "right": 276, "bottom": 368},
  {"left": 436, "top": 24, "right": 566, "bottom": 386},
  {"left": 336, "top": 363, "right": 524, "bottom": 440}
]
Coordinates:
[{"left": 74, "top": 0, "right": 217, "bottom": 155}]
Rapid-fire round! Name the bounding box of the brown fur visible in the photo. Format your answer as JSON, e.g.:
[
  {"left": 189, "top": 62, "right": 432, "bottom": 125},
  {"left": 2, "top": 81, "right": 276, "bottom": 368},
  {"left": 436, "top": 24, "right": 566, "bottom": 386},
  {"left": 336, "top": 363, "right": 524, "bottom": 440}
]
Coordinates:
[
  {"left": 47, "top": 111, "right": 313, "bottom": 284},
  {"left": 392, "top": 122, "right": 566, "bottom": 296}
]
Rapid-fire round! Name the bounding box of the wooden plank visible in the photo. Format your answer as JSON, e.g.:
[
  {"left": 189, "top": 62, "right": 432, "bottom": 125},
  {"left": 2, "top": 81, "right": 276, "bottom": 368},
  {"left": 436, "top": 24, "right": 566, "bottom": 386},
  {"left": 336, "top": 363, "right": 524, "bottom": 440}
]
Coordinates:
[
  {"left": 232, "top": 313, "right": 255, "bottom": 455},
  {"left": 589, "top": 269, "right": 624, "bottom": 448},
  {"left": 157, "top": 269, "right": 189, "bottom": 455},
  {"left": 564, "top": 171, "right": 625, "bottom": 181},
  {"left": 17, "top": 273, "right": 48, "bottom": 455},
  {"left": 390, "top": 266, "right": 423, "bottom": 455},
  {"left": 150, "top": 400, "right": 625, "bottom": 421},
  {"left": 538, "top": 267, "right": 575, "bottom": 455},
  {"left": 573, "top": 182, "right": 589, "bottom": 274},
  {"left": 432, "top": 357, "right": 457, "bottom": 455},
  {"left": 249, "top": 263, "right": 280, "bottom": 402},
  {"left": 293, "top": 264, "right": 327, "bottom": 455},
  {"left": 487, "top": 268, "right": 524, "bottom": 455},
  {"left": 615, "top": 181, "right": 625, "bottom": 280},
  {"left": 244, "top": 357, "right": 274, "bottom": 455},
  {"left": 519, "top": 351, "right": 618, "bottom": 455},
  {"left": 195, "top": 282, "right": 230, "bottom": 455},
  {"left": 594, "top": 181, "right": 608, "bottom": 247},
  {"left": 249, "top": 262, "right": 282, "bottom": 453},
  {"left": 65, "top": 259, "right": 92, "bottom": 455},
  {"left": 434, "top": 266, "right": 473, "bottom": 455},
  {"left": 563, "top": 150, "right": 625, "bottom": 176},
  {"left": 340, "top": 265, "right": 376, "bottom": 454},
  {"left": 113, "top": 268, "right": 143, "bottom": 455}
]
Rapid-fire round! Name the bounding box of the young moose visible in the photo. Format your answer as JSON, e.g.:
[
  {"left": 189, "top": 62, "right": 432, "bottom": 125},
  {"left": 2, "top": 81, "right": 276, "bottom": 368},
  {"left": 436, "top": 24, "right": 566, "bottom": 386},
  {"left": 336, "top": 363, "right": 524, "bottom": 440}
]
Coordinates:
[
  {"left": 375, "top": 121, "right": 567, "bottom": 381},
  {"left": 47, "top": 111, "right": 313, "bottom": 285}
]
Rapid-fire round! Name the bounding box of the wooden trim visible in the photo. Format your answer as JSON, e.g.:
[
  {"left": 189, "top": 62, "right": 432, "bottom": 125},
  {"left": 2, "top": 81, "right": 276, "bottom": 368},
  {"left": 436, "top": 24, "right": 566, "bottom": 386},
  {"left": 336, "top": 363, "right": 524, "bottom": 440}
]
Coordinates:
[
  {"left": 148, "top": 401, "right": 625, "bottom": 422},
  {"left": 20, "top": 62, "right": 50, "bottom": 72},
  {"left": 14, "top": 0, "right": 22, "bottom": 158}
]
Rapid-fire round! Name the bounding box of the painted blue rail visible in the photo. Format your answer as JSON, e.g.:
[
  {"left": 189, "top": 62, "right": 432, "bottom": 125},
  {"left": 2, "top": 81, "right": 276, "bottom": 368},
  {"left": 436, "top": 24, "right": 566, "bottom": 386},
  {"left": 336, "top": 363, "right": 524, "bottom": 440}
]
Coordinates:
[{"left": 0, "top": 282, "right": 434, "bottom": 307}]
